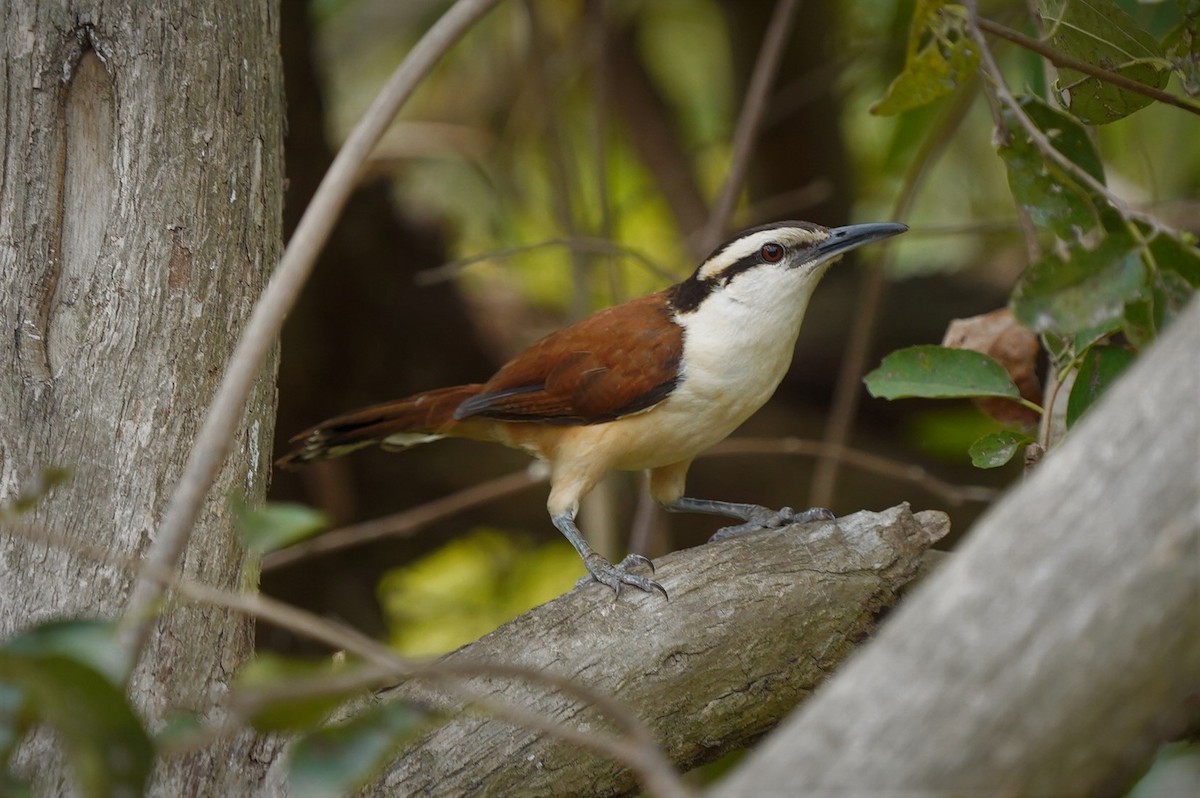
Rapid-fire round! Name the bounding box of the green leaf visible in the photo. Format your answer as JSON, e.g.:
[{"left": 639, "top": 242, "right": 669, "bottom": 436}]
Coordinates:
[
  {"left": 1154, "top": 269, "right": 1199, "bottom": 325},
  {"left": 2, "top": 620, "right": 128, "bottom": 685},
  {"left": 234, "top": 654, "right": 358, "bottom": 732},
  {"left": 0, "top": 682, "right": 26, "bottom": 767},
  {"left": 1121, "top": 296, "right": 1156, "bottom": 349},
  {"left": 969, "top": 430, "right": 1034, "bottom": 468},
  {"left": 1066, "top": 344, "right": 1135, "bottom": 427},
  {"left": 1011, "top": 230, "right": 1148, "bottom": 334},
  {"left": 0, "top": 467, "right": 72, "bottom": 521},
  {"left": 1123, "top": 233, "right": 1200, "bottom": 346},
  {"left": 871, "top": 1, "right": 979, "bottom": 115},
  {"left": 1162, "top": 11, "right": 1200, "bottom": 96},
  {"left": 1147, "top": 231, "right": 1200, "bottom": 287},
  {"left": 1040, "top": 0, "right": 1171, "bottom": 124},
  {"left": 865, "top": 346, "right": 1024, "bottom": 401},
  {"left": 997, "top": 95, "right": 1105, "bottom": 239},
  {"left": 288, "top": 701, "right": 434, "bottom": 798},
  {"left": 233, "top": 499, "right": 329, "bottom": 555},
  {"left": 1135, "top": 268, "right": 1200, "bottom": 345},
  {"left": 155, "top": 708, "right": 209, "bottom": 751},
  {"left": 0, "top": 648, "right": 152, "bottom": 798}
]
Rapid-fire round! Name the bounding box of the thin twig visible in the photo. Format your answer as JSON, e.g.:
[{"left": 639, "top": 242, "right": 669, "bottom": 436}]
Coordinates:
[
  {"left": 714, "top": 437, "right": 1000, "bottom": 506},
  {"left": 587, "top": 0, "right": 622, "bottom": 303},
  {"left": 739, "top": 180, "right": 834, "bottom": 228},
  {"left": 963, "top": 1, "right": 1163, "bottom": 235},
  {"left": 118, "top": 0, "right": 509, "bottom": 671},
  {"left": 522, "top": 0, "right": 590, "bottom": 321},
  {"left": 415, "top": 237, "right": 676, "bottom": 286},
  {"left": 203, "top": 590, "right": 690, "bottom": 798},
  {"left": 7, "top": 519, "right": 691, "bottom": 798},
  {"left": 1038, "top": 345, "right": 1087, "bottom": 452},
  {"left": 809, "top": 80, "right": 979, "bottom": 508},
  {"left": 264, "top": 434, "right": 995, "bottom": 571},
  {"left": 262, "top": 467, "right": 546, "bottom": 571},
  {"left": 698, "top": 0, "right": 802, "bottom": 255},
  {"left": 969, "top": 20, "right": 1044, "bottom": 264},
  {"left": 605, "top": 24, "right": 711, "bottom": 251},
  {"left": 902, "top": 219, "right": 1020, "bottom": 237},
  {"left": 977, "top": 17, "right": 1200, "bottom": 118},
  {"left": 224, "top": 653, "right": 692, "bottom": 798}
]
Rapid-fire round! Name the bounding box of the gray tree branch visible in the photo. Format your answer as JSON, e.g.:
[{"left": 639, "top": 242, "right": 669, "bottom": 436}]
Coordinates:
[
  {"left": 713, "top": 297, "right": 1200, "bottom": 796},
  {"left": 353, "top": 504, "right": 948, "bottom": 797}
]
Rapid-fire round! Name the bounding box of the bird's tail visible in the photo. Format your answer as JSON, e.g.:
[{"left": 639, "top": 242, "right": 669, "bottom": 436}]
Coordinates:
[{"left": 276, "top": 384, "right": 486, "bottom": 468}]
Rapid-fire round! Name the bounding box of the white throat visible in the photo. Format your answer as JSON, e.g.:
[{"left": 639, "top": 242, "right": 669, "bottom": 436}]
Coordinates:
[{"left": 673, "top": 259, "right": 834, "bottom": 422}]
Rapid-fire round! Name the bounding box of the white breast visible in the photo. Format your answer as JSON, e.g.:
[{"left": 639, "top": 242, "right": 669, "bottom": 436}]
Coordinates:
[
  {"left": 673, "top": 284, "right": 807, "bottom": 423},
  {"left": 602, "top": 266, "right": 825, "bottom": 472}
]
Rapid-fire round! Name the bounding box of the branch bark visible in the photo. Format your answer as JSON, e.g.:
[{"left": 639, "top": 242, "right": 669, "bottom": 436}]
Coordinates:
[
  {"left": 351, "top": 504, "right": 948, "bottom": 796},
  {"left": 712, "top": 297, "right": 1200, "bottom": 796}
]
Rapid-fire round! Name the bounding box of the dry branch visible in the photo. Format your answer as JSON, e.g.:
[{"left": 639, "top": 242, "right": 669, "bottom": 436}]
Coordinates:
[
  {"left": 712, "top": 297, "right": 1200, "bottom": 795},
  {"left": 358, "top": 503, "right": 948, "bottom": 797}
]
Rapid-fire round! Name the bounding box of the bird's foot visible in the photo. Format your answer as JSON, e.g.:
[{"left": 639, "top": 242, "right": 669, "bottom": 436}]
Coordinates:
[
  {"left": 576, "top": 552, "right": 667, "bottom": 599},
  {"left": 709, "top": 505, "right": 835, "bottom": 542}
]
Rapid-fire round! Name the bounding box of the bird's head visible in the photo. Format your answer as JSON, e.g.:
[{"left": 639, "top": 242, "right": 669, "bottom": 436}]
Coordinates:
[{"left": 671, "top": 220, "right": 908, "bottom": 316}]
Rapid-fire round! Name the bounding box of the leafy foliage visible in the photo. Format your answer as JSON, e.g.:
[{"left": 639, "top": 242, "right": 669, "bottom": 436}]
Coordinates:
[
  {"left": 968, "top": 430, "right": 1036, "bottom": 469},
  {"left": 1065, "top": 344, "right": 1135, "bottom": 428},
  {"left": 1011, "top": 230, "right": 1146, "bottom": 335},
  {"left": 233, "top": 498, "right": 330, "bottom": 555},
  {"left": 865, "top": 346, "right": 1042, "bottom": 467},
  {"left": 864, "top": 345, "right": 1033, "bottom": 404},
  {"left": 996, "top": 95, "right": 1105, "bottom": 239},
  {"left": 866, "top": 0, "right": 1198, "bottom": 467},
  {"left": 872, "top": 1, "right": 978, "bottom": 116},
  {"left": 288, "top": 701, "right": 436, "bottom": 798},
  {"left": 235, "top": 653, "right": 358, "bottom": 733},
  {"left": 1040, "top": 0, "right": 1171, "bottom": 124},
  {"left": 0, "top": 621, "right": 152, "bottom": 797}
]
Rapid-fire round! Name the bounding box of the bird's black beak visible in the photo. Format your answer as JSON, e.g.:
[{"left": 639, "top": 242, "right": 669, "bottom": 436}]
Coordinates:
[{"left": 815, "top": 222, "right": 908, "bottom": 260}]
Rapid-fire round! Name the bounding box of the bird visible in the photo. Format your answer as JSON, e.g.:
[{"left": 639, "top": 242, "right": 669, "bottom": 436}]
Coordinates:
[{"left": 278, "top": 220, "right": 907, "bottom": 597}]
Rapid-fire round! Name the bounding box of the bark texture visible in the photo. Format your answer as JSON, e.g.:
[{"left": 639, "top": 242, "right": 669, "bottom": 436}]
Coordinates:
[
  {"left": 0, "top": 1, "right": 283, "bottom": 793},
  {"left": 350, "top": 504, "right": 948, "bottom": 797},
  {"left": 713, "top": 297, "right": 1200, "bottom": 796}
]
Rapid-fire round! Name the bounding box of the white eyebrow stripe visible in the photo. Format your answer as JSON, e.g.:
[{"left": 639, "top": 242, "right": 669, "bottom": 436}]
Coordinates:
[{"left": 696, "top": 226, "right": 828, "bottom": 281}]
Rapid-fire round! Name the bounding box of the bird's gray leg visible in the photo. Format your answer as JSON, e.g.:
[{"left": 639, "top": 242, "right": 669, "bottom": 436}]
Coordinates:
[
  {"left": 663, "top": 497, "right": 835, "bottom": 542},
  {"left": 551, "top": 511, "right": 667, "bottom": 598}
]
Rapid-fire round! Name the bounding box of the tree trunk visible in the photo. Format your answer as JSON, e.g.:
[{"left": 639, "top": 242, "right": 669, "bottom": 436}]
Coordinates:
[
  {"left": 712, "top": 297, "right": 1200, "bottom": 796},
  {"left": 0, "top": 1, "right": 284, "bottom": 792}
]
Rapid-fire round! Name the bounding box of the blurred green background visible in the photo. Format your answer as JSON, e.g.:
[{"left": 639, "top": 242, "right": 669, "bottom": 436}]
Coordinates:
[{"left": 264, "top": 0, "right": 1199, "bottom": 657}]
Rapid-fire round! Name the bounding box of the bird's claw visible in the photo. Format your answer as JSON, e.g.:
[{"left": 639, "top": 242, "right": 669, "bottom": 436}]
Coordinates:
[
  {"left": 709, "top": 505, "right": 835, "bottom": 542},
  {"left": 618, "top": 552, "right": 656, "bottom": 574},
  {"left": 576, "top": 553, "right": 667, "bottom": 599}
]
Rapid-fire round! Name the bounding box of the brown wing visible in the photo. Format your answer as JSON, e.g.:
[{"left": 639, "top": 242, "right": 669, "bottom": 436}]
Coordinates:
[{"left": 454, "top": 292, "right": 683, "bottom": 425}]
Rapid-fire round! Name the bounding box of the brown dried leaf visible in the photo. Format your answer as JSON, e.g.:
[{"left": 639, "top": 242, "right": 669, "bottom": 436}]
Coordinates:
[{"left": 942, "top": 308, "right": 1041, "bottom": 428}]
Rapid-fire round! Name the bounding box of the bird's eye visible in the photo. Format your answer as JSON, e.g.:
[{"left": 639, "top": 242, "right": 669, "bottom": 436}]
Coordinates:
[{"left": 760, "top": 242, "right": 784, "bottom": 262}]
